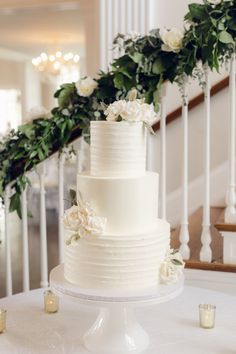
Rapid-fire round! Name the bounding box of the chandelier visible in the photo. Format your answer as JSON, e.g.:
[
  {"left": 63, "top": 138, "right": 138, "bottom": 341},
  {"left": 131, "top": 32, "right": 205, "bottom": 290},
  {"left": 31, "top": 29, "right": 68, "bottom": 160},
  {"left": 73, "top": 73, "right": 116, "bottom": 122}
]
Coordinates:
[{"left": 32, "top": 51, "right": 80, "bottom": 84}]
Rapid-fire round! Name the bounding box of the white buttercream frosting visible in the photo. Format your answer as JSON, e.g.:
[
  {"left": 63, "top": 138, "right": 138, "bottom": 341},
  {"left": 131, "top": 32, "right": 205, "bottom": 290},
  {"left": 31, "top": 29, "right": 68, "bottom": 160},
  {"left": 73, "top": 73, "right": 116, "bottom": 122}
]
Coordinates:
[
  {"left": 90, "top": 121, "right": 147, "bottom": 177},
  {"left": 64, "top": 220, "right": 170, "bottom": 289},
  {"left": 63, "top": 119, "right": 173, "bottom": 291},
  {"left": 77, "top": 172, "right": 159, "bottom": 234}
]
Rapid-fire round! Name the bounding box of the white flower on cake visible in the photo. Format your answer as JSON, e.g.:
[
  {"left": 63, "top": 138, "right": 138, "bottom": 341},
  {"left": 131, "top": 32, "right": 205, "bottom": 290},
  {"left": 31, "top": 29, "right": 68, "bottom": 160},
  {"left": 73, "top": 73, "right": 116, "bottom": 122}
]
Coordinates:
[
  {"left": 160, "top": 28, "right": 183, "bottom": 53},
  {"left": 104, "top": 99, "right": 157, "bottom": 124},
  {"left": 160, "top": 248, "right": 185, "bottom": 284},
  {"left": 64, "top": 201, "right": 107, "bottom": 245},
  {"left": 25, "top": 106, "right": 49, "bottom": 123},
  {"left": 76, "top": 77, "right": 98, "bottom": 97}
]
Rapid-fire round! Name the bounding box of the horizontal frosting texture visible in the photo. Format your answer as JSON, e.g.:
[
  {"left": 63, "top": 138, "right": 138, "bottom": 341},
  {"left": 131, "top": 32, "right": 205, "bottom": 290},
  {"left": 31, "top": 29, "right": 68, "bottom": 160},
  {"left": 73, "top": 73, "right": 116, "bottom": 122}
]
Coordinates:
[
  {"left": 90, "top": 121, "right": 147, "bottom": 177},
  {"left": 64, "top": 220, "right": 170, "bottom": 289},
  {"left": 77, "top": 172, "right": 159, "bottom": 234}
]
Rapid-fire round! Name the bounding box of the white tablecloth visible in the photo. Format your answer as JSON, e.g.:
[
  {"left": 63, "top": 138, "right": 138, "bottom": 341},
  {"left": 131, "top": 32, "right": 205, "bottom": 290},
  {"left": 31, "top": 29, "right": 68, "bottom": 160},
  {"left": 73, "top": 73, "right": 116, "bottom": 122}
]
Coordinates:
[{"left": 0, "top": 286, "right": 235, "bottom": 354}]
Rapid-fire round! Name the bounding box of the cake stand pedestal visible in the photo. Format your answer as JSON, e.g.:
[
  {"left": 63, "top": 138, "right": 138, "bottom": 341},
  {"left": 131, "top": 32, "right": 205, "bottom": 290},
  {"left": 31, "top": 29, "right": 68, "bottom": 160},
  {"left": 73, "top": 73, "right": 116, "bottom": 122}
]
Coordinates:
[{"left": 50, "top": 265, "right": 184, "bottom": 354}]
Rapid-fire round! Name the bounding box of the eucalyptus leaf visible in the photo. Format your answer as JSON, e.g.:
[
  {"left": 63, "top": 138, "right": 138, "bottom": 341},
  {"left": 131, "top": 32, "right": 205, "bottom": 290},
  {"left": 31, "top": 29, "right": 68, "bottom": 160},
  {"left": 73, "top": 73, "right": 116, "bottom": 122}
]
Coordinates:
[{"left": 219, "top": 30, "right": 234, "bottom": 44}]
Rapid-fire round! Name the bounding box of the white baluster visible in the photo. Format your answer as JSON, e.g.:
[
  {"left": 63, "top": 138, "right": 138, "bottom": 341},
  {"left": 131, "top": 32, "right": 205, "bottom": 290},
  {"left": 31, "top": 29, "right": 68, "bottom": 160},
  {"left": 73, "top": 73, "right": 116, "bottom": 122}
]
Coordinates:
[
  {"left": 225, "top": 53, "right": 236, "bottom": 223},
  {"left": 99, "top": 0, "right": 107, "bottom": 71},
  {"left": 37, "top": 163, "right": 48, "bottom": 287},
  {"left": 58, "top": 152, "right": 65, "bottom": 264},
  {"left": 21, "top": 187, "right": 30, "bottom": 292},
  {"left": 160, "top": 82, "right": 167, "bottom": 220},
  {"left": 179, "top": 76, "right": 190, "bottom": 260},
  {"left": 107, "top": 0, "right": 113, "bottom": 66},
  {"left": 140, "top": 0, "right": 146, "bottom": 34},
  {"left": 112, "top": 0, "right": 119, "bottom": 60},
  {"left": 200, "top": 64, "right": 212, "bottom": 262},
  {"left": 4, "top": 185, "right": 12, "bottom": 296}
]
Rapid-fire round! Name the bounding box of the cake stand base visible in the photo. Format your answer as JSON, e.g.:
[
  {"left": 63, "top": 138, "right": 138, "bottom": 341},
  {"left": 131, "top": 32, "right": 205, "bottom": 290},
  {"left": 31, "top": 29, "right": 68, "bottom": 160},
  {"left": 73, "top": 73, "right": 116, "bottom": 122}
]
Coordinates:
[
  {"left": 50, "top": 265, "right": 184, "bottom": 354},
  {"left": 84, "top": 305, "right": 149, "bottom": 354}
]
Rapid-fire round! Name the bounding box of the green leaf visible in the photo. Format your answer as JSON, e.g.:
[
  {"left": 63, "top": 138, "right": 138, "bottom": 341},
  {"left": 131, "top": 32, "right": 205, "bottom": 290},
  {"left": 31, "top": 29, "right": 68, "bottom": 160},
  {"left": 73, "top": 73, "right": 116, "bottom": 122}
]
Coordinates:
[
  {"left": 219, "top": 31, "right": 234, "bottom": 44},
  {"left": 9, "top": 192, "right": 22, "bottom": 218},
  {"left": 153, "top": 89, "right": 160, "bottom": 112},
  {"left": 188, "top": 4, "right": 206, "bottom": 20},
  {"left": 129, "top": 52, "right": 143, "bottom": 64},
  {"left": 113, "top": 73, "right": 124, "bottom": 89},
  {"left": 152, "top": 58, "right": 165, "bottom": 74},
  {"left": 172, "top": 259, "right": 183, "bottom": 266},
  {"left": 69, "top": 189, "right": 77, "bottom": 205},
  {"left": 58, "top": 85, "right": 75, "bottom": 108},
  {"left": 29, "top": 150, "right": 38, "bottom": 159},
  {"left": 37, "top": 148, "right": 45, "bottom": 161},
  {"left": 18, "top": 124, "right": 35, "bottom": 139}
]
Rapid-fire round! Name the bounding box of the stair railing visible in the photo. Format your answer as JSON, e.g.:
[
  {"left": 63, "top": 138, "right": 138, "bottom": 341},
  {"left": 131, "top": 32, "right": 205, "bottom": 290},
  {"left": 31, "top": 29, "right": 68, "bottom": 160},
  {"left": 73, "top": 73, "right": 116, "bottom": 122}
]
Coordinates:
[{"left": 2, "top": 138, "right": 83, "bottom": 297}]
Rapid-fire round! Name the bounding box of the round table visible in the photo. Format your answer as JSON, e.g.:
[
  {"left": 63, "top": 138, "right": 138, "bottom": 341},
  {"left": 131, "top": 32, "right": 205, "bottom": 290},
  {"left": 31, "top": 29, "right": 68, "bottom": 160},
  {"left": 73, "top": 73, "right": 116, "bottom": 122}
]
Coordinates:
[{"left": 0, "top": 286, "right": 235, "bottom": 354}]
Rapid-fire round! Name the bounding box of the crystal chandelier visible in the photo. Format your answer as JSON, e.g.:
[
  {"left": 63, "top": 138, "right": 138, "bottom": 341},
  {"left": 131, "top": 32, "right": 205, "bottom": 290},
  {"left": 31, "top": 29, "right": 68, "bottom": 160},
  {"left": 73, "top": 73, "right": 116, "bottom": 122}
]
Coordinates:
[{"left": 32, "top": 51, "right": 80, "bottom": 84}]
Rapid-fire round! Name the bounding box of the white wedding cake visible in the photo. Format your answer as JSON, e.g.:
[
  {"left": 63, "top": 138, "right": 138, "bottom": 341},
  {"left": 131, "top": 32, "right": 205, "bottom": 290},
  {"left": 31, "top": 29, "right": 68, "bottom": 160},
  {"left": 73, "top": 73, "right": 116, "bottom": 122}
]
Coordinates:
[{"left": 63, "top": 99, "right": 184, "bottom": 290}]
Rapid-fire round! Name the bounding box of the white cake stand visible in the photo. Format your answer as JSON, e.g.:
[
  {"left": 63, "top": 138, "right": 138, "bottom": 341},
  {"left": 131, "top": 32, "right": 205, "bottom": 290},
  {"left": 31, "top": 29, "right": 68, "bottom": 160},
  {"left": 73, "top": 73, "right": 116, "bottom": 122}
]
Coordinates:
[{"left": 50, "top": 265, "right": 184, "bottom": 354}]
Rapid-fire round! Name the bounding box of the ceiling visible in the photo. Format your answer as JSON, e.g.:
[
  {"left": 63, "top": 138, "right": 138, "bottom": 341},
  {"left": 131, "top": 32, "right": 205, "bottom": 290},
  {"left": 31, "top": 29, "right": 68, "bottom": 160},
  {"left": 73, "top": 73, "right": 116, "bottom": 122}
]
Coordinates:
[{"left": 0, "top": 1, "right": 94, "bottom": 58}]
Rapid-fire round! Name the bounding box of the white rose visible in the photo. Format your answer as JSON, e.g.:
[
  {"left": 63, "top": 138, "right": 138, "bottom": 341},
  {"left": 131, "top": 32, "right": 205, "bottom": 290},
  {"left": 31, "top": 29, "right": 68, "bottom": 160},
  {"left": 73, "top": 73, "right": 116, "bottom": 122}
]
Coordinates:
[
  {"left": 104, "top": 100, "right": 127, "bottom": 121},
  {"left": 160, "top": 262, "right": 183, "bottom": 284},
  {"left": 160, "top": 28, "right": 183, "bottom": 53},
  {"left": 120, "top": 101, "right": 140, "bottom": 122},
  {"left": 25, "top": 106, "right": 49, "bottom": 123},
  {"left": 63, "top": 205, "right": 81, "bottom": 231},
  {"left": 76, "top": 77, "right": 98, "bottom": 97},
  {"left": 207, "top": 0, "right": 221, "bottom": 4},
  {"left": 140, "top": 103, "right": 157, "bottom": 124},
  {"left": 159, "top": 248, "right": 184, "bottom": 284},
  {"left": 86, "top": 215, "right": 107, "bottom": 235}
]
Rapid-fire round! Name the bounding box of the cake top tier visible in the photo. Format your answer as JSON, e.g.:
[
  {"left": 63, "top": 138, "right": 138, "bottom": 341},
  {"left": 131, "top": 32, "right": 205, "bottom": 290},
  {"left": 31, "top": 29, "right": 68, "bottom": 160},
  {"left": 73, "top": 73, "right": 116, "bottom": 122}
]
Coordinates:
[
  {"left": 90, "top": 121, "right": 147, "bottom": 177},
  {"left": 90, "top": 97, "right": 157, "bottom": 177}
]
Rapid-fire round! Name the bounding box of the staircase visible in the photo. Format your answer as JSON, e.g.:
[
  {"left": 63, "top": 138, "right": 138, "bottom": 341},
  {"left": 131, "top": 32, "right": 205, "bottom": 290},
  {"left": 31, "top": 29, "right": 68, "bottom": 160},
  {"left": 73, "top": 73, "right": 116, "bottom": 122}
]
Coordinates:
[{"left": 171, "top": 207, "right": 236, "bottom": 273}]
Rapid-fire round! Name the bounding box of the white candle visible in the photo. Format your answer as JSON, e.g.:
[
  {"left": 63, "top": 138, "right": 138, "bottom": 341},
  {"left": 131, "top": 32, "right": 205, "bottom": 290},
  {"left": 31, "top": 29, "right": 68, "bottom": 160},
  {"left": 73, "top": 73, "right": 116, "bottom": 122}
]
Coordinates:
[
  {"left": 44, "top": 290, "right": 59, "bottom": 313},
  {"left": 0, "top": 309, "right": 7, "bottom": 333},
  {"left": 199, "top": 304, "right": 216, "bottom": 329}
]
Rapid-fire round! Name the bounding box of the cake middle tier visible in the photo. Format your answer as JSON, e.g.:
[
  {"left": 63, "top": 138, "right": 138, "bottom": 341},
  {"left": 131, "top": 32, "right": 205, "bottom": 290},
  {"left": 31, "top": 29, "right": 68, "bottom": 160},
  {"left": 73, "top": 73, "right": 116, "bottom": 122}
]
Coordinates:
[{"left": 77, "top": 172, "right": 159, "bottom": 235}]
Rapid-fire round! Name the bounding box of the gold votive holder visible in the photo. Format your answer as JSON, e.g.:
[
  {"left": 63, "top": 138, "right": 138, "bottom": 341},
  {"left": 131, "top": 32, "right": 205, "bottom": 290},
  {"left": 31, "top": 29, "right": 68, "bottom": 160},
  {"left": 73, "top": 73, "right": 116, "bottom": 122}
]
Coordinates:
[
  {"left": 199, "top": 304, "right": 216, "bottom": 329},
  {"left": 44, "top": 290, "right": 59, "bottom": 314},
  {"left": 0, "top": 309, "right": 7, "bottom": 333}
]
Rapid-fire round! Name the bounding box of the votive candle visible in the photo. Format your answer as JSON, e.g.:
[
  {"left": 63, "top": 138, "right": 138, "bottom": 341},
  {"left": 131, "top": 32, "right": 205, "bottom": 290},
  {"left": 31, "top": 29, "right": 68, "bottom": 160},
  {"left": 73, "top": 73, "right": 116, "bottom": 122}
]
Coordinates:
[
  {"left": 44, "top": 290, "right": 59, "bottom": 313},
  {"left": 199, "top": 304, "right": 216, "bottom": 329},
  {"left": 0, "top": 309, "right": 7, "bottom": 333}
]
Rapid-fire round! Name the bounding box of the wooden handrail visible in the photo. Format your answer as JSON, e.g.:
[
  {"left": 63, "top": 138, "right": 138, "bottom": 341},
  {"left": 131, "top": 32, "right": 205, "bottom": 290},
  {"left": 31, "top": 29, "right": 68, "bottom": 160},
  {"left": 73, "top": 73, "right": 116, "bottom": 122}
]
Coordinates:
[{"left": 152, "top": 76, "right": 229, "bottom": 132}]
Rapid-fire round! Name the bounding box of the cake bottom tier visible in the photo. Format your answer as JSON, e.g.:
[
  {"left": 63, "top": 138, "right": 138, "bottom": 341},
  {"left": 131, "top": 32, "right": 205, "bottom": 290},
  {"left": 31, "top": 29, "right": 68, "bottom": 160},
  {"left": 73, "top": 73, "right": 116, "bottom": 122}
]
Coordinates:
[{"left": 64, "top": 220, "right": 170, "bottom": 290}]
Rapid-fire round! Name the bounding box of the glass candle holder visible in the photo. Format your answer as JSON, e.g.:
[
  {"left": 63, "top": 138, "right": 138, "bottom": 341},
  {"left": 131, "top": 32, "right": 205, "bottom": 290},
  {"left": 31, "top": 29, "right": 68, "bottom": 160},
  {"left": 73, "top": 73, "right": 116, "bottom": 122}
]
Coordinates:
[
  {"left": 199, "top": 304, "right": 216, "bottom": 329},
  {"left": 44, "top": 290, "right": 59, "bottom": 314},
  {"left": 0, "top": 309, "right": 7, "bottom": 333}
]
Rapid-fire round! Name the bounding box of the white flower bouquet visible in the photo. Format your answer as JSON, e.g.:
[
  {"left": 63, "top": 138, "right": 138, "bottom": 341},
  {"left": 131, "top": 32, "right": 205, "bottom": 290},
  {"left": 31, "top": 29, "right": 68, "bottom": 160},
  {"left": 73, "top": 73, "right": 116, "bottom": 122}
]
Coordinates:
[
  {"left": 64, "top": 201, "right": 107, "bottom": 245},
  {"left": 104, "top": 96, "right": 157, "bottom": 126},
  {"left": 160, "top": 249, "right": 185, "bottom": 284}
]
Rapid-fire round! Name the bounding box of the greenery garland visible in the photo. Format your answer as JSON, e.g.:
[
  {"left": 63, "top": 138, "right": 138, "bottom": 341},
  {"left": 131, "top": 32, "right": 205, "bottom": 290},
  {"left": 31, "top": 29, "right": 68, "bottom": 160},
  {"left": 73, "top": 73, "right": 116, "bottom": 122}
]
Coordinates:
[{"left": 1, "top": 0, "right": 236, "bottom": 217}]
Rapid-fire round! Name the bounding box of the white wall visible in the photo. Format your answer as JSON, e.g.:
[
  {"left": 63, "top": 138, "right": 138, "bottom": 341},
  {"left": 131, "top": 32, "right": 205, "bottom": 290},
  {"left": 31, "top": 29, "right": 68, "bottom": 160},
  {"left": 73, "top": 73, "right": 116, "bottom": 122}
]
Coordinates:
[{"left": 154, "top": 0, "right": 202, "bottom": 29}]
